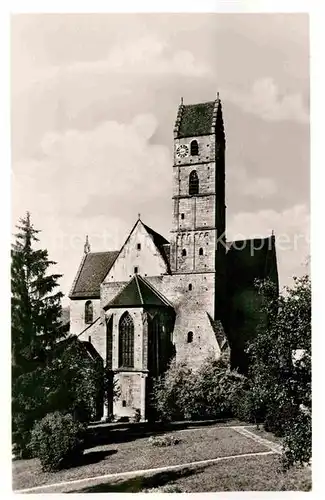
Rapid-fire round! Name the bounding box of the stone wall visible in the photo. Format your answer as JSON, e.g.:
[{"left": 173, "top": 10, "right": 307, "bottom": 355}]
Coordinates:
[
  {"left": 107, "top": 307, "right": 147, "bottom": 420},
  {"left": 69, "top": 298, "right": 101, "bottom": 336},
  {"left": 146, "top": 274, "right": 220, "bottom": 367},
  {"left": 103, "top": 221, "right": 168, "bottom": 284}
]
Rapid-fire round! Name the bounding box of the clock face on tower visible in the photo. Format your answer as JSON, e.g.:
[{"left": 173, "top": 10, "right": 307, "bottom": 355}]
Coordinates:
[{"left": 176, "top": 144, "right": 189, "bottom": 158}]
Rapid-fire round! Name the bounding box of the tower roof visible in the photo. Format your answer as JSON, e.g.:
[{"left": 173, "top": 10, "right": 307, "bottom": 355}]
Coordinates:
[
  {"left": 174, "top": 96, "right": 225, "bottom": 141},
  {"left": 104, "top": 274, "right": 173, "bottom": 310}
]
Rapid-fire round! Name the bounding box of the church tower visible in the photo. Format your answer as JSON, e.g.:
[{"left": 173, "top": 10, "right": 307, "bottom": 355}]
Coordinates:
[
  {"left": 170, "top": 95, "right": 226, "bottom": 285},
  {"left": 167, "top": 95, "right": 226, "bottom": 365}
]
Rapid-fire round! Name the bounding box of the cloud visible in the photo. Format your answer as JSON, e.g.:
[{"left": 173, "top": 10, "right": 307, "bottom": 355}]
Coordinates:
[
  {"left": 12, "top": 113, "right": 172, "bottom": 301},
  {"left": 13, "top": 35, "right": 210, "bottom": 94},
  {"left": 227, "top": 204, "right": 310, "bottom": 288},
  {"left": 222, "top": 78, "right": 309, "bottom": 124},
  {"left": 228, "top": 165, "right": 277, "bottom": 198}
]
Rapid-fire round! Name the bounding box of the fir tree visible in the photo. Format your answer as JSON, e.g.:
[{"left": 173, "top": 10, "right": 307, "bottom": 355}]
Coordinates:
[
  {"left": 11, "top": 212, "right": 64, "bottom": 375},
  {"left": 11, "top": 212, "right": 64, "bottom": 456}
]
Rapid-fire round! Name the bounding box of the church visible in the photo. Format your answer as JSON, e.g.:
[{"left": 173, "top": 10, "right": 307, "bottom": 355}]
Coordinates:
[{"left": 68, "top": 95, "right": 278, "bottom": 422}]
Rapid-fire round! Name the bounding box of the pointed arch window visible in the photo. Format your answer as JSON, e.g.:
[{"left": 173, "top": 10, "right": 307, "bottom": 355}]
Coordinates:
[
  {"left": 85, "top": 300, "right": 93, "bottom": 324},
  {"left": 119, "top": 311, "right": 134, "bottom": 368},
  {"left": 190, "top": 140, "right": 199, "bottom": 156},
  {"left": 189, "top": 170, "right": 199, "bottom": 195}
]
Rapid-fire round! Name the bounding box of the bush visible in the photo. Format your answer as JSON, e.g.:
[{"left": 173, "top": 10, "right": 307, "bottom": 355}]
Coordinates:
[
  {"left": 151, "top": 359, "right": 195, "bottom": 421},
  {"left": 148, "top": 434, "right": 181, "bottom": 447},
  {"left": 29, "top": 412, "right": 87, "bottom": 471},
  {"left": 282, "top": 408, "right": 311, "bottom": 468},
  {"left": 151, "top": 354, "right": 246, "bottom": 422}
]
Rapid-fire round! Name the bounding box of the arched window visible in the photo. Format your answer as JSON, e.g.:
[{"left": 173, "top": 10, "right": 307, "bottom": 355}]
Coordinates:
[
  {"left": 85, "top": 300, "right": 93, "bottom": 324},
  {"left": 188, "top": 283, "right": 192, "bottom": 291},
  {"left": 199, "top": 247, "right": 204, "bottom": 256},
  {"left": 187, "top": 331, "right": 193, "bottom": 343},
  {"left": 189, "top": 170, "right": 199, "bottom": 195},
  {"left": 119, "top": 312, "right": 134, "bottom": 368},
  {"left": 190, "top": 140, "right": 199, "bottom": 156},
  {"left": 182, "top": 248, "right": 187, "bottom": 257}
]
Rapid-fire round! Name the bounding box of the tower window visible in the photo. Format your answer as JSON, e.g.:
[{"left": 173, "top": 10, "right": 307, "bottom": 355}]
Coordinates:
[
  {"left": 188, "top": 283, "right": 192, "bottom": 291},
  {"left": 88, "top": 335, "right": 91, "bottom": 343},
  {"left": 85, "top": 300, "right": 93, "bottom": 324},
  {"left": 181, "top": 248, "right": 187, "bottom": 257},
  {"left": 119, "top": 311, "right": 134, "bottom": 368},
  {"left": 190, "top": 140, "right": 199, "bottom": 156},
  {"left": 181, "top": 213, "right": 185, "bottom": 220},
  {"left": 137, "top": 243, "right": 141, "bottom": 250},
  {"left": 187, "top": 331, "right": 193, "bottom": 343},
  {"left": 134, "top": 266, "right": 139, "bottom": 274},
  {"left": 189, "top": 170, "right": 199, "bottom": 195},
  {"left": 122, "top": 400, "right": 127, "bottom": 407},
  {"left": 199, "top": 247, "right": 204, "bottom": 256}
]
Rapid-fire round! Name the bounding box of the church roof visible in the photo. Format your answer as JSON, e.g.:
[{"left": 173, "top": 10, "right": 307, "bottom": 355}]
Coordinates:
[
  {"left": 177, "top": 101, "right": 215, "bottom": 138},
  {"left": 142, "top": 223, "right": 171, "bottom": 272},
  {"left": 207, "top": 313, "right": 229, "bottom": 352},
  {"left": 69, "top": 251, "right": 119, "bottom": 299},
  {"left": 226, "top": 235, "right": 278, "bottom": 291},
  {"left": 104, "top": 274, "right": 173, "bottom": 310}
]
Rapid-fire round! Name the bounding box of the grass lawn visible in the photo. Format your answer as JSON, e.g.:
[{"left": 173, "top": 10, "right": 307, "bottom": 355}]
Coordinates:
[
  {"left": 13, "top": 424, "right": 268, "bottom": 491},
  {"left": 23, "top": 454, "right": 311, "bottom": 493},
  {"left": 246, "top": 425, "right": 283, "bottom": 446}
]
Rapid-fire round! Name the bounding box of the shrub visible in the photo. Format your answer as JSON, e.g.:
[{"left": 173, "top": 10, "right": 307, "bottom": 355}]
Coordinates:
[
  {"left": 151, "top": 354, "right": 246, "bottom": 422},
  {"left": 282, "top": 409, "right": 311, "bottom": 468},
  {"left": 148, "top": 434, "right": 181, "bottom": 447},
  {"left": 29, "top": 412, "right": 87, "bottom": 471},
  {"left": 151, "top": 359, "right": 195, "bottom": 421}
]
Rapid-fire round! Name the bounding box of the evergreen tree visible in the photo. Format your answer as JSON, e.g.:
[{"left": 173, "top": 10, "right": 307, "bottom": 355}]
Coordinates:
[
  {"left": 11, "top": 212, "right": 64, "bottom": 456},
  {"left": 11, "top": 212, "right": 64, "bottom": 375}
]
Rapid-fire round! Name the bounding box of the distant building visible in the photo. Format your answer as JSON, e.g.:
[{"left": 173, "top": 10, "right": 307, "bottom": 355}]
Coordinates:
[{"left": 69, "top": 95, "right": 278, "bottom": 421}]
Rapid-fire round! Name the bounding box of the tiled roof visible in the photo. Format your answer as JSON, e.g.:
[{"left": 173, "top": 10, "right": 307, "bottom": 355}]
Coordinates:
[
  {"left": 142, "top": 223, "right": 171, "bottom": 271},
  {"left": 104, "top": 274, "right": 173, "bottom": 310},
  {"left": 207, "top": 313, "right": 229, "bottom": 351},
  {"left": 69, "top": 251, "right": 119, "bottom": 299},
  {"left": 177, "top": 101, "right": 215, "bottom": 138},
  {"left": 226, "top": 236, "right": 278, "bottom": 292},
  {"left": 53, "top": 335, "right": 102, "bottom": 362},
  {"left": 224, "top": 236, "right": 278, "bottom": 372}
]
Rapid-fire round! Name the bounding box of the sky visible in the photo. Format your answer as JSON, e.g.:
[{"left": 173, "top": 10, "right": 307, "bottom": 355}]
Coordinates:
[{"left": 11, "top": 13, "right": 310, "bottom": 304}]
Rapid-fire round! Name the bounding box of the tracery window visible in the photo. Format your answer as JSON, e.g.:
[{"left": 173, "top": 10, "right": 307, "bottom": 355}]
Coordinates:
[{"left": 118, "top": 311, "right": 134, "bottom": 368}]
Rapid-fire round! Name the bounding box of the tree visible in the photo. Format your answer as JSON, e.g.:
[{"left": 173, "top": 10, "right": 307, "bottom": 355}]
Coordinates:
[
  {"left": 151, "top": 353, "right": 246, "bottom": 422},
  {"left": 12, "top": 212, "right": 64, "bottom": 456},
  {"left": 247, "top": 275, "right": 311, "bottom": 467},
  {"left": 12, "top": 212, "right": 64, "bottom": 375},
  {"left": 43, "top": 337, "right": 105, "bottom": 422}
]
